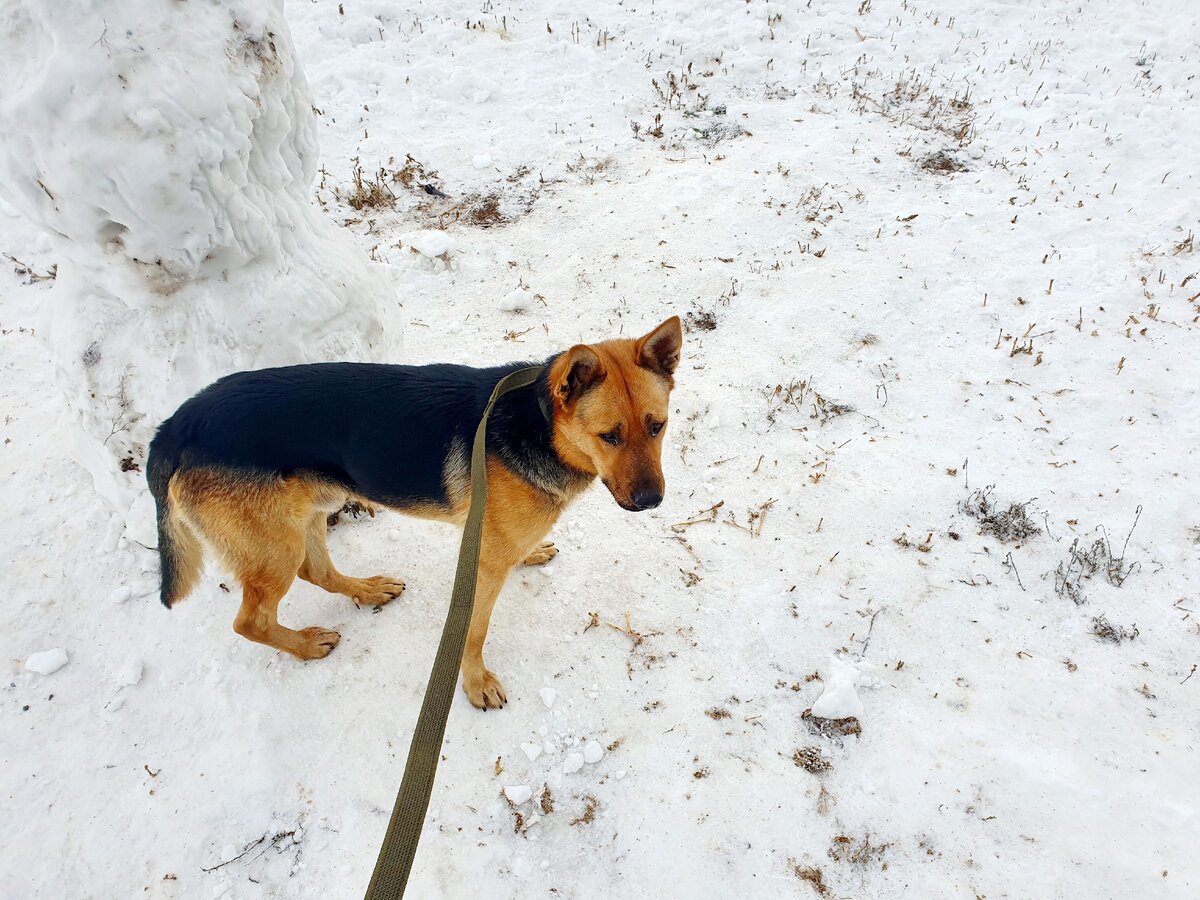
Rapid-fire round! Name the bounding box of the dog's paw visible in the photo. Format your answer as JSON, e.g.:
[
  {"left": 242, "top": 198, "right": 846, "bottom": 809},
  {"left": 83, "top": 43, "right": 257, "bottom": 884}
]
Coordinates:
[
  {"left": 522, "top": 541, "right": 558, "bottom": 566},
  {"left": 347, "top": 575, "right": 406, "bottom": 608},
  {"left": 462, "top": 667, "right": 507, "bottom": 710},
  {"left": 297, "top": 627, "right": 341, "bottom": 659}
]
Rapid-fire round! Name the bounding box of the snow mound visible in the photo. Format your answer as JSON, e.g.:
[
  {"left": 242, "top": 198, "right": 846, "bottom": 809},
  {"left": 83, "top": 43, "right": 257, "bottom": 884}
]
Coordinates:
[
  {"left": 0, "top": 0, "right": 399, "bottom": 542},
  {"left": 811, "top": 655, "right": 869, "bottom": 719},
  {"left": 406, "top": 230, "right": 454, "bottom": 259}
]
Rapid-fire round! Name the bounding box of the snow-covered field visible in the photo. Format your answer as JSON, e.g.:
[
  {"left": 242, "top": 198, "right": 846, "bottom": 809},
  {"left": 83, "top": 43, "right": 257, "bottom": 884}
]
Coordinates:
[{"left": 3, "top": 1, "right": 1198, "bottom": 897}]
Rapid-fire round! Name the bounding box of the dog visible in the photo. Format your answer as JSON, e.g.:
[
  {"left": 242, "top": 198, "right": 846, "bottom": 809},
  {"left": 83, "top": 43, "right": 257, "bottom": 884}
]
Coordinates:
[{"left": 147, "top": 317, "right": 682, "bottom": 708}]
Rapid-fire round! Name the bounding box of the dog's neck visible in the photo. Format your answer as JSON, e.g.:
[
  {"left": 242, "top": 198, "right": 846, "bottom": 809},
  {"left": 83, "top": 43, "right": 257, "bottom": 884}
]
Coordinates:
[{"left": 489, "top": 365, "right": 596, "bottom": 505}]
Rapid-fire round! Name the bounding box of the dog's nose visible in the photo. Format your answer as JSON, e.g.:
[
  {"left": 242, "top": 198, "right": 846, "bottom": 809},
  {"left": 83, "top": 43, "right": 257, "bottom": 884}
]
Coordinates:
[{"left": 630, "top": 488, "right": 663, "bottom": 511}]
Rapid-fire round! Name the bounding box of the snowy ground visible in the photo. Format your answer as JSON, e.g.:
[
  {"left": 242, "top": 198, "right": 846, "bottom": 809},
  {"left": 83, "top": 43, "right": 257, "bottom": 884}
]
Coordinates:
[{"left": 3, "top": 1, "right": 1199, "bottom": 897}]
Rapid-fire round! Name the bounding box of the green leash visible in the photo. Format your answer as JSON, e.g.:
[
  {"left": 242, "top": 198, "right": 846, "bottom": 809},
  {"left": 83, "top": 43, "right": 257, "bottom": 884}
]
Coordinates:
[{"left": 364, "top": 365, "right": 546, "bottom": 899}]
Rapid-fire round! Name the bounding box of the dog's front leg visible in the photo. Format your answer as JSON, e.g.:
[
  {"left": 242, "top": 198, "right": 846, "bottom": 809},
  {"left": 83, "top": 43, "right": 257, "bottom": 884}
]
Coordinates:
[
  {"left": 460, "top": 555, "right": 515, "bottom": 710},
  {"left": 459, "top": 460, "right": 560, "bottom": 710}
]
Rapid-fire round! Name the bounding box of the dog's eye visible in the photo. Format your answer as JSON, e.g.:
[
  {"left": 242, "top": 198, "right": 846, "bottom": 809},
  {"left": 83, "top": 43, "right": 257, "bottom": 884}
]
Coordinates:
[
  {"left": 599, "top": 430, "right": 622, "bottom": 446},
  {"left": 648, "top": 420, "right": 665, "bottom": 437}
]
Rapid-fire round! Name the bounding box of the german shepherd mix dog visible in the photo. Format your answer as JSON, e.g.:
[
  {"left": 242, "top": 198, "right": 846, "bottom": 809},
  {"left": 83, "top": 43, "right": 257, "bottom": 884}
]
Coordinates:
[{"left": 148, "top": 317, "right": 681, "bottom": 709}]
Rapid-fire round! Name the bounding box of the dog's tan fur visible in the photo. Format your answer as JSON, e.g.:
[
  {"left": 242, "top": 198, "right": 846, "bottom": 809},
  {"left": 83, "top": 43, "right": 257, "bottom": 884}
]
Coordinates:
[{"left": 159, "top": 317, "right": 681, "bottom": 708}]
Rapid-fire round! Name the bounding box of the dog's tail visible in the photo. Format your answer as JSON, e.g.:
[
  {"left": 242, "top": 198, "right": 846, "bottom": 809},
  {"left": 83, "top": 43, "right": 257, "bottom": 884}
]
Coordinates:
[{"left": 147, "top": 430, "right": 202, "bottom": 609}]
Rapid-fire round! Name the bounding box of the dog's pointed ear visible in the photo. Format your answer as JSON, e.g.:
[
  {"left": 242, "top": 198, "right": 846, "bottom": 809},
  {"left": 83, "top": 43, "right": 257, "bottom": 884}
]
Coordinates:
[
  {"left": 553, "top": 345, "right": 607, "bottom": 406},
  {"left": 637, "top": 316, "right": 683, "bottom": 377}
]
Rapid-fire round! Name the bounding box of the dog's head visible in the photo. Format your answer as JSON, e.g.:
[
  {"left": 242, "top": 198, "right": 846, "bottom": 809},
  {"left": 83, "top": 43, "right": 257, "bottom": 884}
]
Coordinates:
[{"left": 549, "top": 316, "right": 682, "bottom": 511}]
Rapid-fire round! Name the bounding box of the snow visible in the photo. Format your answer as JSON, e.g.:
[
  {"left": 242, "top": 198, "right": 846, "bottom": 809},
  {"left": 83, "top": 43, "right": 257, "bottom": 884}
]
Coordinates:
[
  {"left": 407, "top": 229, "right": 455, "bottom": 259},
  {"left": 498, "top": 287, "right": 533, "bottom": 312},
  {"left": 809, "top": 654, "right": 867, "bottom": 719},
  {"left": 503, "top": 785, "right": 532, "bottom": 806},
  {"left": 561, "top": 752, "right": 585, "bottom": 776},
  {"left": 24, "top": 648, "right": 69, "bottom": 675},
  {"left": 0, "top": 0, "right": 398, "bottom": 542},
  {"left": 2, "top": 0, "right": 1199, "bottom": 898},
  {"left": 519, "top": 742, "right": 542, "bottom": 762},
  {"left": 114, "top": 657, "right": 144, "bottom": 687}
]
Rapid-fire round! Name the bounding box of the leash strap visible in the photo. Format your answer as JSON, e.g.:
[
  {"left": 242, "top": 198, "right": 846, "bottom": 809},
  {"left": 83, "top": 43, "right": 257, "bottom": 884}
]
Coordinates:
[{"left": 364, "top": 365, "right": 546, "bottom": 900}]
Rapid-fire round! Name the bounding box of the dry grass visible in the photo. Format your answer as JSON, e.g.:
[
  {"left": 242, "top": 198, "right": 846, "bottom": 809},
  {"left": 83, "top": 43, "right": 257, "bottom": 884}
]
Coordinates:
[
  {"left": 792, "top": 746, "right": 832, "bottom": 774},
  {"left": 828, "top": 833, "right": 890, "bottom": 867},
  {"left": 960, "top": 486, "right": 1040, "bottom": 544},
  {"left": 1091, "top": 615, "right": 1139, "bottom": 644},
  {"left": 920, "top": 150, "right": 968, "bottom": 174},
  {"left": 802, "top": 708, "right": 862, "bottom": 739}
]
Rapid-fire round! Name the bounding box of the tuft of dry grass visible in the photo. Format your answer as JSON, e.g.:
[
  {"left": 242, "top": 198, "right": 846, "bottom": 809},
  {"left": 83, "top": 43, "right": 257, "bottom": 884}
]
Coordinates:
[
  {"left": 960, "top": 486, "right": 1040, "bottom": 544},
  {"left": 828, "top": 833, "right": 890, "bottom": 866},
  {"left": 920, "top": 150, "right": 968, "bottom": 174},
  {"left": 789, "top": 861, "right": 829, "bottom": 895},
  {"left": 792, "top": 746, "right": 832, "bottom": 774},
  {"left": 802, "top": 708, "right": 862, "bottom": 739},
  {"left": 1091, "top": 615, "right": 1139, "bottom": 644},
  {"left": 570, "top": 795, "right": 599, "bottom": 826},
  {"left": 345, "top": 158, "right": 395, "bottom": 211}
]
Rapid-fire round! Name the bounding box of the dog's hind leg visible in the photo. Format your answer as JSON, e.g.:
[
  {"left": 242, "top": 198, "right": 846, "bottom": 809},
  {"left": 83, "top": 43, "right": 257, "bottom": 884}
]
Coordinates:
[
  {"left": 298, "top": 511, "right": 405, "bottom": 608},
  {"left": 178, "top": 471, "right": 343, "bottom": 659},
  {"left": 234, "top": 569, "right": 341, "bottom": 660}
]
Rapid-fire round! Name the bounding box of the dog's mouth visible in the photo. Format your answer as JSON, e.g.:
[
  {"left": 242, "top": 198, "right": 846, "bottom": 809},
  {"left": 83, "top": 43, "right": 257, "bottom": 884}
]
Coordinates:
[{"left": 606, "top": 481, "right": 664, "bottom": 512}]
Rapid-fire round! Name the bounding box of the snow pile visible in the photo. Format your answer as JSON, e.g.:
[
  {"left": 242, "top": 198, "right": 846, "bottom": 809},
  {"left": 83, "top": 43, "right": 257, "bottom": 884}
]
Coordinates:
[
  {"left": 0, "top": 0, "right": 399, "bottom": 542},
  {"left": 811, "top": 657, "right": 868, "bottom": 720}
]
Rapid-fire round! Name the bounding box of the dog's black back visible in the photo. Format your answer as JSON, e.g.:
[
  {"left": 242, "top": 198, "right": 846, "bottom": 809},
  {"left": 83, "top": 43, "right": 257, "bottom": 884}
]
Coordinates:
[{"left": 149, "top": 361, "right": 587, "bottom": 509}]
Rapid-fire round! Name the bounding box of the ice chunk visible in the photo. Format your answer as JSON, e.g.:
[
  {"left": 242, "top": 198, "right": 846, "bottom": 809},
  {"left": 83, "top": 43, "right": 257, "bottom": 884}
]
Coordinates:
[
  {"left": 583, "top": 741, "right": 604, "bottom": 764},
  {"left": 539, "top": 687, "right": 557, "bottom": 708},
  {"left": 116, "top": 658, "right": 143, "bottom": 686},
  {"left": 504, "top": 785, "right": 532, "bottom": 805},
  {"left": 562, "top": 752, "right": 584, "bottom": 775},
  {"left": 499, "top": 288, "right": 532, "bottom": 312},
  {"left": 26, "top": 648, "right": 68, "bottom": 675},
  {"left": 408, "top": 230, "right": 454, "bottom": 259},
  {"left": 810, "top": 655, "right": 865, "bottom": 719}
]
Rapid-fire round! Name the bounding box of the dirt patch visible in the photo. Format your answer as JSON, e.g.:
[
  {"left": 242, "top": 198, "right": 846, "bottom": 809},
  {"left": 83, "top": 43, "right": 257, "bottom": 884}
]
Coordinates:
[
  {"left": 539, "top": 786, "right": 554, "bottom": 815},
  {"left": 705, "top": 707, "right": 732, "bottom": 720},
  {"left": 919, "top": 150, "right": 968, "bottom": 174},
  {"left": 685, "top": 308, "right": 718, "bottom": 333}
]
